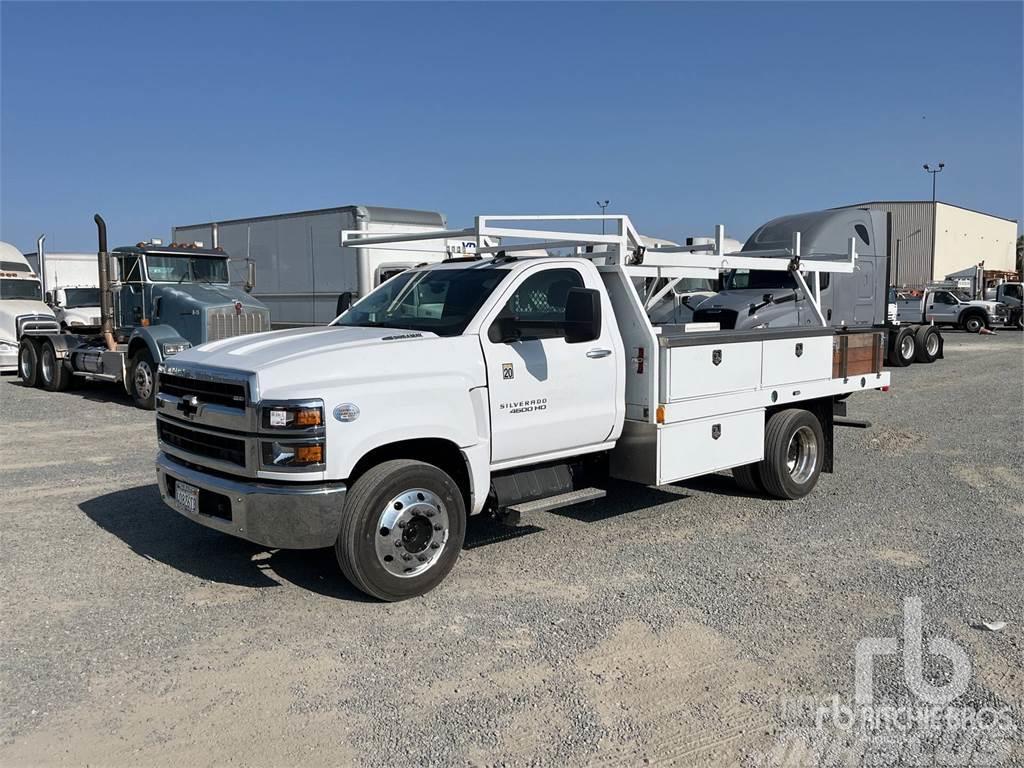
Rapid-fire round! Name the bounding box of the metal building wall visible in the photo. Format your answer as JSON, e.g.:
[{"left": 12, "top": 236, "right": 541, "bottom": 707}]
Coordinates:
[
  {"left": 838, "top": 202, "right": 933, "bottom": 287},
  {"left": 933, "top": 203, "right": 1018, "bottom": 278}
]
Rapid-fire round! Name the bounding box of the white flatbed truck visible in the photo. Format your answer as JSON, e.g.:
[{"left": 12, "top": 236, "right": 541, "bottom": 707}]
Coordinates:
[{"left": 154, "top": 214, "right": 890, "bottom": 601}]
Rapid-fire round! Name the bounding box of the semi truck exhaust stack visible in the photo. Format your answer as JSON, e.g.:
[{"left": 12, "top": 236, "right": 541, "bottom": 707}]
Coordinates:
[
  {"left": 94, "top": 214, "right": 117, "bottom": 351},
  {"left": 37, "top": 234, "right": 47, "bottom": 297}
]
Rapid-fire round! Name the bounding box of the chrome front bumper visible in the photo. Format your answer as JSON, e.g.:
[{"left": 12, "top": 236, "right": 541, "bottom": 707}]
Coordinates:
[{"left": 156, "top": 452, "right": 346, "bottom": 549}]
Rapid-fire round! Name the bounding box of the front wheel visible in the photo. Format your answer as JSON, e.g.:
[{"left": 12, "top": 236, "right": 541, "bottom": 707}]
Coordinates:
[
  {"left": 758, "top": 409, "right": 824, "bottom": 500},
  {"left": 335, "top": 459, "right": 466, "bottom": 601},
  {"left": 962, "top": 314, "right": 986, "bottom": 334},
  {"left": 130, "top": 348, "right": 157, "bottom": 410}
]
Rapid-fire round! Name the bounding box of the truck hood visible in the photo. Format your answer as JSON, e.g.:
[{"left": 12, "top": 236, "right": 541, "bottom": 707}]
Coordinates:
[
  {"left": 694, "top": 289, "right": 803, "bottom": 330},
  {"left": 155, "top": 282, "right": 265, "bottom": 310},
  {"left": 169, "top": 325, "right": 487, "bottom": 399},
  {"left": 964, "top": 299, "right": 1003, "bottom": 311},
  {"left": 60, "top": 306, "right": 102, "bottom": 325},
  {"left": 0, "top": 300, "right": 56, "bottom": 338}
]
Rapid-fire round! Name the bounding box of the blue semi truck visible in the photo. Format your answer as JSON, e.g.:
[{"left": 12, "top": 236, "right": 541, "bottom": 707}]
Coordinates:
[{"left": 18, "top": 215, "right": 271, "bottom": 408}]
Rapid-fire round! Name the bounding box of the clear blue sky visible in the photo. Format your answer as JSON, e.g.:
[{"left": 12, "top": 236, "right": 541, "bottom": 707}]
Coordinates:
[{"left": 2, "top": 1, "right": 1021, "bottom": 254}]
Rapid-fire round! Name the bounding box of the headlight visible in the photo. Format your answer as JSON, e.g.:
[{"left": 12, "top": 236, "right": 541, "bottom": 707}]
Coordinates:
[
  {"left": 161, "top": 341, "right": 192, "bottom": 356},
  {"left": 261, "top": 438, "right": 325, "bottom": 468},
  {"left": 260, "top": 401, "right": 324, "bottom": 430}
]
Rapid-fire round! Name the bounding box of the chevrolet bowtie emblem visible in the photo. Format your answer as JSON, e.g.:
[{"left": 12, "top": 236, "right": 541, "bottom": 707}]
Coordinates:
[{"left": 179, "top": 394, "right": 200, "bottom": 417}]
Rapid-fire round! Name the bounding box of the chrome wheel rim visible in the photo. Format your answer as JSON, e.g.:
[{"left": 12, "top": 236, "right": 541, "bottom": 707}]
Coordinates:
[
  {"left": 41, "top": 348, "right": 53, "bottom": 383},
  {"left": 375, "top": 488, "right": 449, "bottom": 578},
  {"left": 18, "top": 346, "right": 33, "bottom": 378},
  {"left": 134, "top": 361, "right": 154, "bottom": 400},
  {"left": 786, "top": 426, "right": 818, "bottom": 485},
  {"left": 900, "top": 335, "right": 915, "bottom": 359},
  {"left": 966, "top": 317, "right": 981, "bottom": 332},
  {"left": 926, "top": 333, "right": 939, "bottom": 356}
]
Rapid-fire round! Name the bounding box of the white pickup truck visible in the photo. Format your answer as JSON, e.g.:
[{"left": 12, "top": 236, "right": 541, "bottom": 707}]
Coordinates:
[{"left": 155, "top": 215, "right": 889, "bottom": 601}]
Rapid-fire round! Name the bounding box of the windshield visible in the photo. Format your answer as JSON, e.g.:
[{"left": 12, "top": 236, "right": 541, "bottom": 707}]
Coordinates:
[
  {"left": 332, "top": 267, "right": 506, "bottom": 336},
  {"left": 146, "top": 255, "right": 230, "bottom": 283},
  {"left": 64, "top": 288, "right": 100, "bottom": 308},
  {"left": 723, "top": 269, "right": 798, "bottom": 291},
  {"left": 1, "top": 278, "right": 42, "bottom": 301}
]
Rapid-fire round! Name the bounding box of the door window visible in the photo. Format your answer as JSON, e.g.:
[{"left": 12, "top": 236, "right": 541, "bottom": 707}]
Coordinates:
[
  {"left": 493, "top": 268, "right": 584, "bottom": 340},
  {"left": 118, "top": 255, "right": 144, "bottom": 283},
  {"left": 935, "top": 292, "right": 957, "bottom": 305}
]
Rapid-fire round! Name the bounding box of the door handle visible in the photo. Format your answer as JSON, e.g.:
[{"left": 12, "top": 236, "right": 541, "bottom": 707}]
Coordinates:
[{"left": 586, "top": 348, "right": 612, "bottom": 359}]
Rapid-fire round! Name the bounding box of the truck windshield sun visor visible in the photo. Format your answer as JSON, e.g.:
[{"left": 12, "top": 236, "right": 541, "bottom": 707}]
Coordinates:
[{"left": 331, "top": 267, "right": 506, "bottom": 337}]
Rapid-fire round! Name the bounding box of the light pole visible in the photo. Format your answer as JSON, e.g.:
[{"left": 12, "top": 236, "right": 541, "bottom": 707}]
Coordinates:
[
  {"left": 923, "top": 162, "right": 944, "bottom": 203},
  {"left": 923, "top": 163, "right": 944, "bottom": 277},
  {"left": 596, "top": 200, "right": 609, "bottom": 234}
]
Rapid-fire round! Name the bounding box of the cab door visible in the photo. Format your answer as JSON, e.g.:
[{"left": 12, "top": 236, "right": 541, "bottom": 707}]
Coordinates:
[
  {"left": 927, "top": 291, "right": 959, "bottom": 323},
  {"left": 481, "top": 264, "right": 618, "bottom": 465}
]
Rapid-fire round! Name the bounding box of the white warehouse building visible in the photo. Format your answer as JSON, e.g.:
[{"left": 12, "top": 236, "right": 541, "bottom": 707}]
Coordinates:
[{"left": 832, "top": 201, "right": 1018, "bottom": 288}]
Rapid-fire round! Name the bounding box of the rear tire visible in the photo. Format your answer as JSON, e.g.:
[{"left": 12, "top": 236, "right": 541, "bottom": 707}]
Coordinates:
[
  {"left": 129, "top": 348, "right": 157, "bottom": 410},
  {"left": 913, "top": 326, "right": 939, "bottom": 363},
  {"left": 732, "top": 463, "right": 764, "bottom": 494},
  {"left": 758, "top": 409, "right": 824, "bottom": 500},
  {"left": 335, "top": 459, "right": 466, "bottom": 601},
  {"left": 962, "top": 313, "right": 986, "bottom": 334},
  {"left": 18, "top": 339, "right": 40, "bottom": 387},
  {"left": 888, "top": 326, "right": 915, "bottom": 367},
  {"left": 39, "top": 342, "right": 69, "bottom": 391}
]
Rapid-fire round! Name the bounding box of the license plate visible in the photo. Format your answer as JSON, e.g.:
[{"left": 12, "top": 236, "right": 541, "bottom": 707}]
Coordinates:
[{"left": 174, "top": 480, "right": 200, "bottom": 514}]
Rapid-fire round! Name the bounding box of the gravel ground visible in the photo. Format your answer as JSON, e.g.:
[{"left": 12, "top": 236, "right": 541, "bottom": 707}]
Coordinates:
[{"left": 1, "top": 329, "right": 1021, "bottom": 767}]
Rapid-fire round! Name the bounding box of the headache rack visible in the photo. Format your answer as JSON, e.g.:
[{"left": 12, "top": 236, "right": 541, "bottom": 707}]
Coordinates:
[{"left": 342, "top": 214, "right": 859, "bottom": 328}]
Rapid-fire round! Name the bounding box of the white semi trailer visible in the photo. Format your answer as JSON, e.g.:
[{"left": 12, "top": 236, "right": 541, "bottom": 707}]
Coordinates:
[
  {"left": 26, "top": 238, "right": 102, "bottom": 331},
  {"left": 174, "top": 205, "right": 460, "bottom": 328},
  {"left": 154, "top": 214, "right": 889, "bottom": 601}
]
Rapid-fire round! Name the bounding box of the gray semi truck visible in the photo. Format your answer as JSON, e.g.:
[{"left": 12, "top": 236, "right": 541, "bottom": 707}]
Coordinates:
[
  {"left": 692, "top": 207, "right": 944, "bottom": 367},
  {"left": 18, "top": 215, "right": 271, "bottom": 408}
]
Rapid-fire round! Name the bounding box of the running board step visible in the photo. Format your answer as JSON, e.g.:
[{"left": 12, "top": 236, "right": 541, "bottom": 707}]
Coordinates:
[{"left": 508, "top": 487, "right": 607, "bottom": 515}]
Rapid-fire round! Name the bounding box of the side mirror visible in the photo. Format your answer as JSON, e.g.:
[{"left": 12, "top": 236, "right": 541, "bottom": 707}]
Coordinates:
[
  {"left": 245, "top": 262, "right": 256, "bottom": 293},
  {"left": 564, "top": 288, "right": 601, "bottom": 344},
  {"left": 45, "top": 291, "right": 55, "bottom": 305},
  {"left": 762, "top": 293, "right": 774, "bottom": 304},
  {"left": 336, "top": 291, "right": 353, "bottom": 315}
]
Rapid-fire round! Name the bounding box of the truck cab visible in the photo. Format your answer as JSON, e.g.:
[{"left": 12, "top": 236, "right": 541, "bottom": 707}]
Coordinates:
[
  {"left": 0, "top": 241, "right": 59, "bottom": 374},
  {"left": 693, "top": 208, "right": 888, "bottom": 330},
  {"left": 17, "top": 218, "right": 273, "bottom": 408}
]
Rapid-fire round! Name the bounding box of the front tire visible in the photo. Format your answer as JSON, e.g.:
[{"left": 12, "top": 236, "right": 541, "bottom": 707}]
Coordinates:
[
  {"left": 18, "top": 339, "right": 40, "bottom": 387},
  {"left": 758, "top": 409, "right": 824, "bottom": 500},
  {"left": 129, "top": 348, "right": 157, "bottom": 410},
  {"left": 962, "top": 313, "right": 986, "bottom": 334},
  {"left": 335, "top": 459, "right": 466, "bottom": 601}
]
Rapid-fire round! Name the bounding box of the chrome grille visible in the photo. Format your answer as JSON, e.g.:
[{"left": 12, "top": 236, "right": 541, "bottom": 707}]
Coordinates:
[
  {"left": 206, "top": 306, "right": 270, "bottom": 342},
  {"left": 17, "top": 314, "right": 60, "bottom": 336}
]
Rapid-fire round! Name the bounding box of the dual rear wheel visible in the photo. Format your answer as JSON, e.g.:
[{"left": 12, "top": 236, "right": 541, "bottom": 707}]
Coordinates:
[
  {"left": 18, "top": 338, "right": 70, "bottom": 391},
  {"left": 732, "top": 409, "right": 824, "bottom": 500}
]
